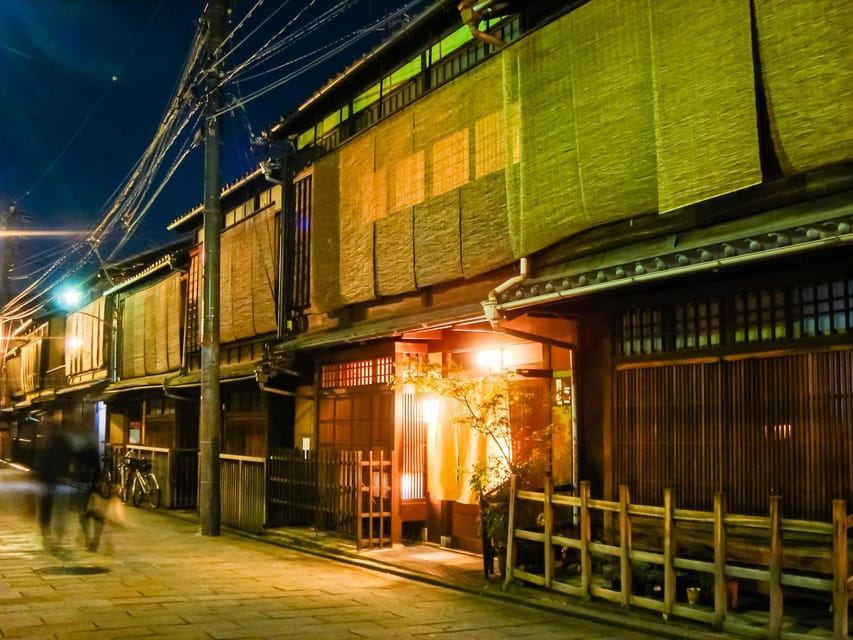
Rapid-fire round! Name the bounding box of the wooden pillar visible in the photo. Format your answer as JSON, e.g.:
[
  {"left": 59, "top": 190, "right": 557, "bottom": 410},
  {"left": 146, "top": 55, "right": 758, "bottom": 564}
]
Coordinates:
[
  {"left": 832, "top": 499, "right": 849, "bottom": 639},
  {"left": 544, "top": 474, "right": 554, "bottom": 588},
  {"left": 619, "top": 484, "right": 632, "bottom": 608},
  {"left": 503, "top": 474, "right": 518, "bottom": 590},
  {"left": 768, "top": 496, "right": 783, "bottom": 639},
  {"left": 713, "top": 492, "right": 728, "bottom": 629},
  {"left": 391, "top": 451, "right": 401, "bottom": 545},
  {"left": 580, "top": 481, "right": 592, "bottom": 598},
  {"left": 663, "top": 489, "right": 676, "bottom": 619}
]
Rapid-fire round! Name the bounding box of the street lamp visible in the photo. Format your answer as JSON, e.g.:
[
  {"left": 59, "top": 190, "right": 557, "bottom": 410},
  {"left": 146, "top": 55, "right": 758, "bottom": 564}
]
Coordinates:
[{"left": 56, "top": 285, "right": 85, "bottom": 310}]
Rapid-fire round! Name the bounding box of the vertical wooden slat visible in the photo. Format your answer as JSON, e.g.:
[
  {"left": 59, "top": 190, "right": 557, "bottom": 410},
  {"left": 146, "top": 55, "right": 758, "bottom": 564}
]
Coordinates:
[
  {"left": 832, "top": 499, "right": 848, "bottom": 638},
  {"left": 768, "top": 496, "right": 783, "bottom": 639},
  {"left": 619, "top": 484, "right": 632, "bottom": 608},
  {"left": 391, "top": 449, "right": 401, "bottom": 545},
  {"left": 663, "top": 488, "right": 675, "bottom": 619},
  {"left": 544, "top": 474, "right": 554, "bottom": 588},
  {"left": 713, "top": 492, "right": 727, "bottom": 629},
  {"left": 504, "top": 474, "right": 518, "bottom": 590},
  {"left": 580, "top": 481, "right": 591, "bottom": 597}
]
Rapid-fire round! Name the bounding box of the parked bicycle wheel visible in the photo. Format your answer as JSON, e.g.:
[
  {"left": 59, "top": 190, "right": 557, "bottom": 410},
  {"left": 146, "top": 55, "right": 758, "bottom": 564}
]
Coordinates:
[
  {"left": 119, "top": 465, "right": 130, "bottom": 503},
  {"left": 144, "top": 473, "right": 160, "bottom": 509},
  {"left": 131, "top": 476, "right": 143, "bottom": 507}
]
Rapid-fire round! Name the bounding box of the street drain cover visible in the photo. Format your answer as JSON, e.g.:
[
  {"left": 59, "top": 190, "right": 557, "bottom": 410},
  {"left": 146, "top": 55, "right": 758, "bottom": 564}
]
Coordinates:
[{"left": 35, "top": 565, "right": 110, "bottom": 575}]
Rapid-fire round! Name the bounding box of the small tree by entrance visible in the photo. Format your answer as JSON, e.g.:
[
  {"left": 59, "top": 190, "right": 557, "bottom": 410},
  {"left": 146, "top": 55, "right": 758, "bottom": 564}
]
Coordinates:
[{"left": 394, "top": 355, "right": 549, "bottom": 570}]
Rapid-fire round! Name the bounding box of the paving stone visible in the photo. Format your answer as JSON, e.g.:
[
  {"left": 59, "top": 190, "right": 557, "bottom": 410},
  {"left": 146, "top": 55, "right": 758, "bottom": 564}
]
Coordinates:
[{"left": 0, "top": 465, "right": 719, "bottom": 639}]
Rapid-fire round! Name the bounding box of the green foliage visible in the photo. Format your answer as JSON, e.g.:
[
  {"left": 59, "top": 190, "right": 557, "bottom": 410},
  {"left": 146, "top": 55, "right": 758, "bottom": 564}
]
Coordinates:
[{"left": 632, "top": 561, "right": 663, "bottom": 584}]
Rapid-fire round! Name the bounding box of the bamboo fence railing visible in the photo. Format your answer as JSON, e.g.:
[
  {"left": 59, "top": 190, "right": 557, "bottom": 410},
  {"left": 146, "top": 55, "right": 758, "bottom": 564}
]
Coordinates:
[{"left": 505, "top": 476, "right": 851, "bottom": 639}]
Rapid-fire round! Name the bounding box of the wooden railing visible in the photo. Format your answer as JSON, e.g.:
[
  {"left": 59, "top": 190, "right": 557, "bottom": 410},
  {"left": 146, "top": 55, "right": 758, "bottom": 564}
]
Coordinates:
[
  {"left": 110, "top": 444, "right": 197, "bottom": 510},
  {"left": 220, "top": 454, "right": 265, "bottom": 534},
  {"left": 505, "top": 476, "right": 851, "bottom": 639},
  {"left": 266, "top": 448, "right": 394, "bottom": 549},
  {"left": 357, "top": 450, "right": 393, "bottom": 551},
  {"left": 267, "top": 448, "right": 359, "bottom": 533}
]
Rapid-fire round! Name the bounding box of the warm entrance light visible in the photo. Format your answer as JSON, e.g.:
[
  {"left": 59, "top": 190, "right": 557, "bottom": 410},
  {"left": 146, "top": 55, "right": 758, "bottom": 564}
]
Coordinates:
[
  {"left": 422, "top": 398, "right": 439, "bottom": 425},
  {"left": 476, "top": 349, "right": 502, "bottom": 372}
]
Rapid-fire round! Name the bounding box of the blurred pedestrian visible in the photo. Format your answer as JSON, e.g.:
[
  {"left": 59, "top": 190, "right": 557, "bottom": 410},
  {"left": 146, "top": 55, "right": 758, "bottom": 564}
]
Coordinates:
[
  {"left": 34, "top": 423, "right": 71, "bottom": 549},
  {"left": 73, "top": 434, "right": 106, "bottom": 551}
]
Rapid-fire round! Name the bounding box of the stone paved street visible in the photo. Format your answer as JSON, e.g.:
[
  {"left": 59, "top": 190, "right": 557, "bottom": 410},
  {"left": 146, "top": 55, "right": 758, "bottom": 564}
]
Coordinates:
[{"left": 0, "top": 465, "right": 703, "bottom": 639}]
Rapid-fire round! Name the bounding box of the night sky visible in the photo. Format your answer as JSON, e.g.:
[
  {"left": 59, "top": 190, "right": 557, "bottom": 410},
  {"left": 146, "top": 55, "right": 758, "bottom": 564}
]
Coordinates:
[{"left": 0, "top": 1, "right": 429, "bottom": 299}]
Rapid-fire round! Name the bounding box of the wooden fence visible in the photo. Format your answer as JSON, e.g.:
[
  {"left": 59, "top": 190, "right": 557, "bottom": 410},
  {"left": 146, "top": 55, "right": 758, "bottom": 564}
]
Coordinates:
[
  {"left": 267, "top": 448, "right": 393, "bottom": 549},
  {"left": 111, "top": 444, "right": 197, "bottom": 510},
  {"left": 356, "top": 450, "right": 393, "bottom": 551},
  {"left": 220, "top": 454, "right": 265, "bottom": 533},
  {"left": 505, "top": 476, "right": 851, "bottom": 639}
]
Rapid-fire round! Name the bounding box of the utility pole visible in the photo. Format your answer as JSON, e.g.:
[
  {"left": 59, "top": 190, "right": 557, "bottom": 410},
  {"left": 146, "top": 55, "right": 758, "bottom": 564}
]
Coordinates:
[{"left": 199, "top": 0, "right": 227, "bottom": 537}]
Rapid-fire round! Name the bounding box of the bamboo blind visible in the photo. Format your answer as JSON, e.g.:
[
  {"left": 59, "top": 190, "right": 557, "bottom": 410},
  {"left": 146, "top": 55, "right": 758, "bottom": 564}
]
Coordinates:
[
  {"left": 18, "top": 323, "right": 45, "bottom": 394},
  {"left": 121, "top": 272, "right": 182, "bottom": 379},
  {"left": 338, "top": 133, "right": 378, "bottom": 305},
  {"left": 66, "top": 297, "right": 107, "bottom": 377},
  {"left": 6, "top": 352, "right": 22, "bottom": 396},
  {"left": 308, "top": 0, "right": 852, "bottom": 312},
  {"left": 648, "top": 0, "right": 761, "bottom": 211},
  {"left": 754, "top": 0, "right": 853, "bottom": 174},
  {"left": 310, "top": 158, "right": 342, "bottom": 313},
  {"left": 219, "top": 207, "right": 278, "bottom": 343},
  {"left": 374, "top": 207, "right": 415, "bottom": 297}
]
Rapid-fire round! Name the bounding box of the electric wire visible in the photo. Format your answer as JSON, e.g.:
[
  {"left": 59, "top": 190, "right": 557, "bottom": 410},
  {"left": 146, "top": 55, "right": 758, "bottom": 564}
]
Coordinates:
[
  {"left": 212, "top": 1, "right": 424, "bottom": 118},
  {"left": 3, "top": 1, "right": 430, "bottom": 323}
]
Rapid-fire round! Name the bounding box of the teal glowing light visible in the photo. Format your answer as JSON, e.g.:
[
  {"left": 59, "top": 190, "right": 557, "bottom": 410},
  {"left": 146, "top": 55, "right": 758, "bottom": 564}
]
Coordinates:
[{"left": 56, "top": 285, "right": 85, "bottom": 310}]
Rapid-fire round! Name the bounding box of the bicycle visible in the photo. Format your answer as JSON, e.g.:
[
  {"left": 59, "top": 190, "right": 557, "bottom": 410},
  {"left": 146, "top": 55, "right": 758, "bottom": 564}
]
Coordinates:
[{"left": 119, "top": 453, "right": 161, "bottom": 509}]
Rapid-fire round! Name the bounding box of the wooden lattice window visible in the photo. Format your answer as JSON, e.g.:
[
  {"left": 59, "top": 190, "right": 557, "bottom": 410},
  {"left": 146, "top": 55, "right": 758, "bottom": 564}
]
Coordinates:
[
  {"left": 619, "top": 306, "right": 663, "bottom": 356},
  {"left": 185, "top": 251, "right": 202, "bottom": 353},
  {"left": 793, "top": 277, "right": 853, "bottom": 338},
  {"left": 320, "top": 357, "right": 394, "bottom": 389},
  {"left": 675, "top": 298, "right": 721, "bottom": 350},
  {"left": 283, "top": 174, "right": 312, "bottom": 331},
  {"left": 732, "top": 288, "right": 786, "bottom": 344}
]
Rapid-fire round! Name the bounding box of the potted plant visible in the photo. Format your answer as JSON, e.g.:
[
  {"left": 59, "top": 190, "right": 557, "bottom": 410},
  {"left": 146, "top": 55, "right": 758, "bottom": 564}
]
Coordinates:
[{"left": 632, "top": 561, "right": 664, "bottom": 598}]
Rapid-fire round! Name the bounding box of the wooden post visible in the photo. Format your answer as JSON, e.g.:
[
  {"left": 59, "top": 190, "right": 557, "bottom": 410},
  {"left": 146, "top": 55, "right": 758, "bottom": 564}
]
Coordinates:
[
  {"left": 619, "top": 484, "right": 632, "bottom": 608},
  {"left": 663, "top": 489, "right": 675, "bottom": 619},
  {"left": 713, "top": 492, "right": 727, "bottom": 629},
  {"left": 832, "top": 499, "right": 848, "bottom": 639},
  {"left": 391, "top": 450, "right": 401, "bottom": 545},
  {"left": 356, "top": 451, "right": 364, "bottom": 551},
  {"left": 544, "top": 473, "right": 554, "bottom": 588},
  {"left": 768, "top": 496, "right": 783, "bottom": 639},
  {"left": 580, "top": 481, "right": 592, "bottom": 598},
  {"left": 503, "top": 473, "right": 518, "bottom": 590}
]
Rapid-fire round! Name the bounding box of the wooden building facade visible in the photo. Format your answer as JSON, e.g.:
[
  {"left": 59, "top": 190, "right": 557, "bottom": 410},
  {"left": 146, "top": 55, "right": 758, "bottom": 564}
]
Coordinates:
[{"left": 0, "top": 0, "right": 850, "bottom": 584}]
